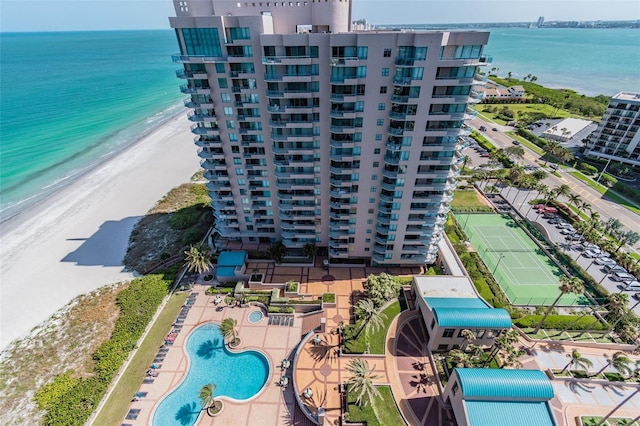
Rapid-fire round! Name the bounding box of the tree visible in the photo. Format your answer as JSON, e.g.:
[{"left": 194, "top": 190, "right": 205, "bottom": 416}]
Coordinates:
[
  {"left": 603, "top": 218, "right": 623, "bottom": 235},
  {"left": 576, "top": 200, "right": 591, "bottom": 217},
  {"left": 460, "top": 329, "right": 476, "bottom": 351},
  {"left": 302, "top": 243, "right": 318, "bottom": 258},
  {"left": 591, "top": 352, "right": 631, "bottom": 378},
  {"left": 346, "top": 358, "right": 381, "bottom": 407},
  {"left": 363, "top": 273, "right": 400, "bottom": 307},
  {"left": 504, "top": 145, "right": 525, "bottom": 162},
  {"left": 449, "top": 349, "right": 472, "bottom": 368},
  {"left": 462, "top": 154, "right": 473, "bottom": 170},
  {"left": 267, "top": 241, "right": 286, "bottom": 263},
  {"left": 485, "top": 329, "right": 520, "bottom": 367},
  {"left": 354, "top": 298, "right": 387, "bottom": 339},
  {"left": 532, "top": 169, "right": 548, "bottom": 181},
  {"left": 199, "top": 383, "right": 222, "bottom": 415},
  {"left": 220, "top": 318, "right": 238, "bottom": 346},
  {"left": 183, "top": 244, "right": 213, "bottom": 275},
  {"left": 553, "top": 184, "right": 571, "bottom": 203},
  {"left": 560, "top": 349, "right": 593, "bottom": 374},
  {"left": 534, "top": 277, "right": 585, "bottom": 334},
  {"left": 566, "top": 193, "right": 581, "bottom": 210},
  {"left": 614, "top": 230, "right": 640, "bottom": 252}
]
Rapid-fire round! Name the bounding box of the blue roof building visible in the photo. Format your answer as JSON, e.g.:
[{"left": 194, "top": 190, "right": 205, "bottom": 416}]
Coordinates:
[
  {"left": 216, "top": 251, "right": 247, "bottom": 282},
  {"left": 443, "top": 368, "right": 557, "bottom": 426},
  {"left": 413, "top": 276, "right": 512, "bottom": 352}
]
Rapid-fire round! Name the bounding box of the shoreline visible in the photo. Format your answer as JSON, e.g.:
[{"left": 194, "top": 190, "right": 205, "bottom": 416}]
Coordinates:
[{"left": 0, "top": 110, "right": 200, "bottom": 350}]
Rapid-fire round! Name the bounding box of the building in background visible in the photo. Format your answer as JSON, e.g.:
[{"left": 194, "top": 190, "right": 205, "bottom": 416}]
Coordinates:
[
  {"left": 169, "top": 0, "right": 489, "bottom": 265},
  {"left": 585, "top": 92, "right": 640, "bottom": 167}
]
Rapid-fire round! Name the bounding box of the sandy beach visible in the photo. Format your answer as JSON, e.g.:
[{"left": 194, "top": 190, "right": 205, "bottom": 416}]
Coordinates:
[{"left": 0, "top": 112, "right": 200, "bottom": 350}]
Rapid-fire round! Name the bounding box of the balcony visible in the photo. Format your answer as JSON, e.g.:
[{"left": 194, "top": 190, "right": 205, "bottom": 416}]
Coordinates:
[
  {"left": 262, "top": 55, "right": 312, "bottom": 65},
  {"left": 172, "top": 54, "right": 227, "bottom": 63},
  {"left": 391, "top": 94, "right": 410, "bottom": 103},
  {"left": 180, "top": 84, "right": 211, "bottom": 95},
  {"left": 176, "top": 69, "right": 208, "bottom": 79},
  {"left": 184, "top": 97, "right": 215, "bottom": 109},
  {"left": 393, "top": 76, "right": 414, "bottom": 86},
  {"left": 387, "top": 127, "right": 405, "bottom": 136},
  {"left": 191, "top": 123, "right": 221, "bottom": 135},
  {"left": 187, "top": 111, "right": 217, "bottom": 122},
  {"left": 395, "top": 57, "right": 415, "bottom": 66},
  {"left": 437, "top": 55, "right": 492, "bottom": 66}
]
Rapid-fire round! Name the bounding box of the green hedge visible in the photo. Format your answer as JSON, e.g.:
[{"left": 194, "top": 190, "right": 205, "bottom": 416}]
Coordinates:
[
  {"left": 35, "top": 274, "right": 171, "bottom": 425},
  {"left": 205, "top": 286, "right": 231, "bottom": 295},
  {"left": 288, "top": 299, "right": 322, "bottom": 305},
  {"left": 322, "top": 293, "right": 336, "bottom": 303},
  {"left": 577, "top": 162, "right": 598, "bottom": 176},
  {"left": 268, "top": 306, "right": 294, "bottom": 314},
  {"left": 514, "top": 314, "right": 607, "bottom": 331}
]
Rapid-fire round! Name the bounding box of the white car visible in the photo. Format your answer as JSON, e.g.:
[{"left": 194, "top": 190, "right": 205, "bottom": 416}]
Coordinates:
[
  {"left": 595, "top": 257, "right": 616, "bottom": 266},
  {"left": 582, "top": 248, "right": 602, "bottom": 258},
  {"left": 560, "top": 227, "right": 576, "bottom": 235},
  {"left": 582, "top": 242, "right": 599, "bottom": 250},
  {"left": 611, "top": 272, "right": 637, "bottom": 282}
]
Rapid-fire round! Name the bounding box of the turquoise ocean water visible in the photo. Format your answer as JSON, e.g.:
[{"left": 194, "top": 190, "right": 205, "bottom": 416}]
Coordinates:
[
  {"left": 0, "top": 28, "right": 638, "bottom": 223},
  {"left": 0, "top": 30, "right": 184, "bottom": 222}
]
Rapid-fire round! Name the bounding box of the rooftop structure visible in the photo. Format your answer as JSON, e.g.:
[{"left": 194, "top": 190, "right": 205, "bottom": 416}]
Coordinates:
[
  {"left": 542, "top": 117, "right": 593, "bottom": 142},
  {"left": 169, "top": 0, "right": 490, "bottom": 266},
  {"left": 412, "top": 275, "right": 511, "bottom": 351},
  {"left": 443, "top": 368, "right": 557, "bottom": 426},
  {"left": 585, "top": 91, "right": 640, "bottom": 167}
]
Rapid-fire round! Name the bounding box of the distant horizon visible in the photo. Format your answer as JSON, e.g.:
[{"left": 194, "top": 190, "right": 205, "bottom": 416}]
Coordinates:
[
  {"left": 1, "top": 19, "right": 639, "bottom": 34},
  {"left": 1, "top": 0, "right": 639, "bottom": 32}
]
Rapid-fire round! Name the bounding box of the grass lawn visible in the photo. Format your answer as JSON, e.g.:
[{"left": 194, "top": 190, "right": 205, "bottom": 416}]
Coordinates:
[
  {"left": 569, "top": 171, "right": 640, "bottom": 215},
  {"left": 344, "top": 385, "right": 405, "bottom": 426},
  {"left": 506, "top": 131, "right": 545, "bottom": 155},
  {"left": 451, "top": 190, "right": 492, "bottom": 210},
  {"left": 344, "top": 301, "right": 401, "bottom": 354},
  {"left": 478, "top": 103, "right": 592, "bottom": 125},
  {"left": 93, "top": 292, "right": 189, "bottom": 426}
]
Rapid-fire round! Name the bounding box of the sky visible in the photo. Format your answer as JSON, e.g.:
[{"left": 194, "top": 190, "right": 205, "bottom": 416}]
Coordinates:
[{"left": 1, "top": 0, "right": 639, "bottom": 32}]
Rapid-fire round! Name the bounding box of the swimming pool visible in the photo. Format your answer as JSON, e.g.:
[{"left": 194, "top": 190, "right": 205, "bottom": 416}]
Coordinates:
[
  {"left": 152, "top": 322, "right": 270, "bottom": 426},
  {"left": 248, "top": 310, "right": 264, "bottom": 323}
]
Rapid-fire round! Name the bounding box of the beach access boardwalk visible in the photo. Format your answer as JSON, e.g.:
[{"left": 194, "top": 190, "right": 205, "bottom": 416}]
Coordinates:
[{"left": 122, "top": 256, "right": 640, "bottom": 426}]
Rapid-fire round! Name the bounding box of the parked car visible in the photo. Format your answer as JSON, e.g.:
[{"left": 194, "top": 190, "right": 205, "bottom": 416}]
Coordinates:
[
  {"left": 603, "top": 264, "right": 628, "bottom": 274},
  {"left": 582, "top": 242, "right": 599, "bottom": 250},
  {"left": 492, "top": 127, "right": 498, "bottom": 131},
  {"left": 582, "top": 248, "right": 602, "bottom": 258},
  {"left": 479, "top": 126, "right": 487, "bottom": 131},
  {"left": 566, "top": 234, "right": 584, "bottom": 242},
  {"left": 571, "top": 243, "right": 585, "bottom": 251},
  {"left": 556, "top": 222, "right": 572, "bottom": 229},
  {"left": 550, "top": 163, "right": 559, "bottom": 170},
  {"left": 621, "top": 280, "right": 640, "bottom": 291},
  {"left": 480, "top": 153, "right": 490, "bottom": 158},
  {"left": 594, "top": 257, "right": 616, "bottom": 266},
  {"left": 611, "top": 272, "right": 637, "bottom": 282},
  {"left": 512, "top": 140, "right": 521, "bottom": 145},
  {"left": 560, "top": 228, "right": 576, "bottom": 235}
]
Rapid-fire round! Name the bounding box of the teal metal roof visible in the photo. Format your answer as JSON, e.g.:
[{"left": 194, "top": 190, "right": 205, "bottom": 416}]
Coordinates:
[
  {"left": 433, "top": 307, "right": 512, "bottom": 328},
  {"left": 217, "top": 266, "right": 237, "bottom": 277},
  {"left": 217, "top": 251, "right": 247, "bottom": 267},
  {"left": 455, "top": 368, "right": 554, "bottom": 400},
  {"left": 465, "top": 401, "right": 556, "bottom": 426},
  {"left": 424, "top": 297, "right": 488, "bottom": 309}
]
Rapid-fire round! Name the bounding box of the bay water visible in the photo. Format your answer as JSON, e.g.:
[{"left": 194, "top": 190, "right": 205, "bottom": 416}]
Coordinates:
[{"left": 0, "top": 28, "right": 638, "bottom": 222}]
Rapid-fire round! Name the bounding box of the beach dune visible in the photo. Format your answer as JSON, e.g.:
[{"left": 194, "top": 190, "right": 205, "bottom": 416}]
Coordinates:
[{"left": 0, "top": 113, "right": 200, "bottom": 350}]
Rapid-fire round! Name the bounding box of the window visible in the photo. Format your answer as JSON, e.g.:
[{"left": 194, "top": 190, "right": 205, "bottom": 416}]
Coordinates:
[
  {"left": 443, "top": 328, "right": 455, "bottom": 338},
  {"left": 452, "top": 382, "right": 459, "bottom": 396},
  {"left": 373, "top": 162, "right": 379, "bottom": 167},
  {"left": 381, "top": 68, "right": 389, "bottom": 76},
  {"left": 367, "top": 219, "right": 373, "bottom": 224},
  {"left": 366, "top": 229, "right": 372, "bottom": 234},
  {"left": 374, "top": 148, "right": 380, "bottom": 154},
  {"left": 224, "top": 107, "right": 233, "bottom": 116},
  {"left": 375, "top": 134, "right": 382, "bottom": 141},
  {"left": 233, "top": 157, "right": 242, "bottom": 164},
  {"left": 378, "top": 103, "right": 385, "bottom": 110},
  {"left": 181, "top": 28, "right": 222, "bottom": 56},
  {"left": 226, "top": 120, "right": 236, "bottom": 129},
  {"left": 369, "top": 198, "right": 375, "bottom": 203},
  {"left": 218, "top": 78, "right": 228, "bottom": 88},
  {"left": 383, "top": 48, "right": 391, "bottom": 57},
  {"left": 215, "top": 63, "right": 225, "bottom": 73},
  {"left": 377, "top": 119, "right": 384, "bottom": 126},
  {"left": 229, "top": 133, "right": 238, "bottom": 141},
  {"left": 438, "top": 344, "right": 449, "bottom": 351},
  {"left": 370, "top": 186, "right": 377, "bottom": 192},
  {"left": 236, "top": 168, "right": 244, "bottom": 175},
  {"left": 367, "top": 209, "right": 374, "bottom": 214},
  {"left": 221, "top": 93, "right": 231, "bottom": 103},
  {"left": 229, "top": 27, "right": 251, "bottom": 40},
  {"left": 380, "top": 86, "right": 387, "bottom": 94}
]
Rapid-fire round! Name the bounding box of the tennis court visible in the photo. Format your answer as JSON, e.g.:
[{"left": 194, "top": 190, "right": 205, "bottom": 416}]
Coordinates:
[{"left": 456, "top": 213, "right": 588, "bottom": 306}]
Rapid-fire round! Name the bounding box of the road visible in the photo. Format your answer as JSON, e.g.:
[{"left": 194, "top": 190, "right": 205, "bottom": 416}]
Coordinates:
[{"left": 468, "top": 116, "right": 640, "bottom": 253}]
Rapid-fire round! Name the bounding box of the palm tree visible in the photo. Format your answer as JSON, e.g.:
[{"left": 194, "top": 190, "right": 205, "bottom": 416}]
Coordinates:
[
  {"left": 553, "top": 184, "right": 571, "bottom": 203},
  {"left": 586, "top": 211, "right": 601, "bottom": 232},
  {"left": 183, "top": 244, "right": 213, "bottom": 274},
  {"left": 576, "top": 200, "right": 591, "bottom": 217},
  {"left": 566, "top": 193, "right": 581, "bottom": 210},
  {"left": 302, "top": 242, "right": 318, "bottom": 259},
  {"left": 460, "top": 329, "right": 476, "bottom": 351},
  {"left": 615, "top": 230, "right": 640, "bottom": 252},
  {"left": 591, "top": 352, "right": 631, "bottom": 378},
  {"left": 449, "top": 349, "right": 472, "bottom": 368},
  {"left": 346, "top": 358, "right": 381, "bottom": 407},
  {"left": 485, "top": 329, "right": 520, "bottom": 367},
  {"left": 462, "top": 154, "right": 473, "bottom": 170},
  {"left": 560, "top": 349, "right": 593, "bottom": 374},
  {"left": 199, "top": 383, "right": 222, "bottom": 415},
  {"left": 220, "top": 318, "right": 238, "bottom": 347},
  {"left": 267, "top": 241, "right": 286, "bottom": 263},
  {"left": 603, "top": 218, "right": 623, "bottom": 235},
  {"left": 534, "top": 277, "right": 585, "bottom": 334},
  {"left": 354, "top": 298, "right": 387, "bottom": 339},
  {"left": 505, "top": 146, "right": 525, "bottom": 163}
]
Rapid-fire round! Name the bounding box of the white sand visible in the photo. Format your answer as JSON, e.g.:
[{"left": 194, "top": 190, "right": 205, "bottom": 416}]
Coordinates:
[{"left": 0, "top": 112, "right": 200, "bottom": 350}]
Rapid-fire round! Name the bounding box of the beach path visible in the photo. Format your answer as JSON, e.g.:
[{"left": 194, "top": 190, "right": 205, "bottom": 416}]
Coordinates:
[{"left": 0, "top": 113, "right": 200, "bottom": 349}]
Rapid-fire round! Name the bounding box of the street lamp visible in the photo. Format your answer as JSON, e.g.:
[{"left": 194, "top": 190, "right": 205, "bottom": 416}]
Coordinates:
[{"left": 493, "top": 254, "right": 506, "bottom": 274}]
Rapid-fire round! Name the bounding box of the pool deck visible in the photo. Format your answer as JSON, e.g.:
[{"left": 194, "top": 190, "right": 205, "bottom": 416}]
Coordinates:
[{"left": 121, "top": 257, "right": 640, "bottom": 426}]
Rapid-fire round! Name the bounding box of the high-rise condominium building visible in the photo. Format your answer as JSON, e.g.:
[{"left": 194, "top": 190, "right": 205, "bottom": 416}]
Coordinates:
[
  {"left": 169, "top": 0, "right": 490, "bottom": 265},
  {"left": 585, "top": 92, "right": 640, "bottom": 168}
]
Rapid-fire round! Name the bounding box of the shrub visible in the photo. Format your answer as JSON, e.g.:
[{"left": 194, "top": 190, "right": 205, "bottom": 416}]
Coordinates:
[
  {"left": 577, "top": 162, "right": 598, "bottom": 176},
  {"left": 181, "top": 228, "right": 202, "bottom": 246},
  {"left": 168, "top": 205, "right": 205, "bottom": 230},
  {"left": 363, "top": 273, "right": 401, "bottom": 307},
  {"left": 599, "top": 173, "right": 618, "bottom": 188},
  {"left": 514, "top": 314, "right": 606, "bottom": 331},
  {"left": 285, "top": 281, "right": 299, "bottom": 292},
  {"left": 268, "top": 306, "right": 294, "bottom": 313},
  {"left": 287, "top": 299, "right": 322, "bottom": 305},
  {"left": 322, "top": 293, "right": 336, "bottom": 303}
]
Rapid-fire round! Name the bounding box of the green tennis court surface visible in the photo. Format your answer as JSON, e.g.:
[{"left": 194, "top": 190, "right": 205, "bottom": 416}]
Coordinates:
[{"left": 456, "top": 213, "right": 588, "bottom": 306}]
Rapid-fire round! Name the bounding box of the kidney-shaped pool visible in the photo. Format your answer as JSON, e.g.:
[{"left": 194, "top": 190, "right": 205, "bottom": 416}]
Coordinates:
[{"left": 152, "top": 322, "right": 270, "bottom": 425}]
